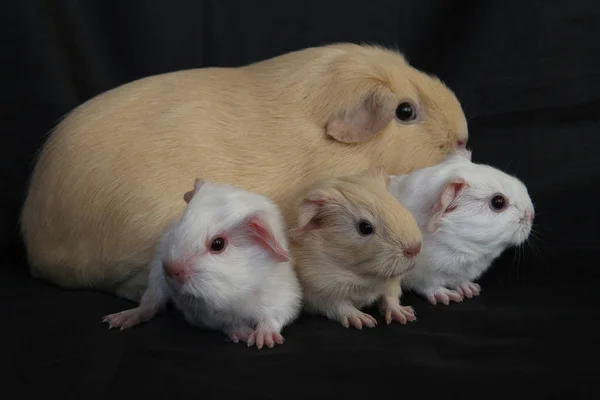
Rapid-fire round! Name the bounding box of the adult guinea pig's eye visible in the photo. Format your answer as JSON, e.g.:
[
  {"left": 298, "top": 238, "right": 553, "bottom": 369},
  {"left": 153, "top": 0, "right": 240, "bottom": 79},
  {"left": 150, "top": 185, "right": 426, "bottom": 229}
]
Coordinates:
[
  {"left": 209, "top": 237, "right": 227, "bottom": 253},
  {"left": 395, "top": 101, "right": 417, "bottom": 123},
  {"left": 489, "top": 194, "right": 509, "bottom": 212},
  {"left": 357, "top": 220, "right": 374, "bottom": 236}
]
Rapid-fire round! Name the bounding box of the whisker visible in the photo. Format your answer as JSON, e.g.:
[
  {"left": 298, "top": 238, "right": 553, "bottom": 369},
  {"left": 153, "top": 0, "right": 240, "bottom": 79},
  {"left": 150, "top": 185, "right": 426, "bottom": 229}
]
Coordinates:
[
  {"left": 515, "top": 158, "right": 522, "bottom": 175},
  {"left": 518, "top": 244, "right": 523, "bottom": 269},
  {"left": 526, "top": 239, "right": 536, "bottom": 259},
  {"left": 532, "top": 239, "right": 544, "bottom": 260},
  {"left": 530, "top": 230, "right": 548, "bottom": 245},
  {"left": 513, "top": 244, "right": 521, "bottom": 278}
]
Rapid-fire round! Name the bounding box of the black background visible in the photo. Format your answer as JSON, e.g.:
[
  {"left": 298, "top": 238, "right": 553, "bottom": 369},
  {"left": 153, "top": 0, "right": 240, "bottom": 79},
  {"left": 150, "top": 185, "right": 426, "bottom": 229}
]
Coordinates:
[{"left": 1, "top": 0, "right": 599, "bottom": 398}]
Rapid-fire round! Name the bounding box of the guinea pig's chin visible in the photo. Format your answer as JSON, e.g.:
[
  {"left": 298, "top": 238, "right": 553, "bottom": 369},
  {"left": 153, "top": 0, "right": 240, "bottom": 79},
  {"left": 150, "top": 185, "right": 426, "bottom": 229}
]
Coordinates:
[
  {"left": 397, "top": 259, "right": 417, "bottom": 275},
  {"left": 378, "top": 257, "right": 416, "bottom": 279},
  {"left": 166, "top": 275, "right": 200, "bottom": 295},
  {"left": 512, "top": 225, "right": 533, "bottom": 246}
]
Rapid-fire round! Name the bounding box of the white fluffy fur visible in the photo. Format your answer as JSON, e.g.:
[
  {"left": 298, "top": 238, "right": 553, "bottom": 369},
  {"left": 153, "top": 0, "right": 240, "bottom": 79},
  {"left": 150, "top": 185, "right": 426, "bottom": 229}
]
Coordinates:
[
  {"left": 387, "top": 148, "right": 535, "bottom": 305},
  {"left": 103, "top": 180, "right": 302, "bottom": 348}
]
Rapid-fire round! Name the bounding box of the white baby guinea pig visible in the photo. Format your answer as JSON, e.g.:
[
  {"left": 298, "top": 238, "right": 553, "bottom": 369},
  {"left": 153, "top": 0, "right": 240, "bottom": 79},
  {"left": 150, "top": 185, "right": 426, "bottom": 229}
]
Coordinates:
[
  {"left": 387, "top": 148, "right": 535, "bottom": 305},
  {"left": 103, "top": 178, "right": 302, "bottom": 349},
  {"left": 288, "top": 168, "right": 423, "bottom": 329}
]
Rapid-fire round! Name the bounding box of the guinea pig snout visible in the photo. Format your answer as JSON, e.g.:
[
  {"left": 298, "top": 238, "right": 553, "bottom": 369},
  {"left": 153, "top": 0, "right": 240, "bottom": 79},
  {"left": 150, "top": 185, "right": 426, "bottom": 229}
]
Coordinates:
[
  {"left": 403, "top": 242, "right": 422, "bottom": 258},
  {"left": 163, "top": 261, "right": 191, "bottom": 284},
  {"left": 457, "top": 139, "right": 466, "bottom": 149},
  {"left": 522, "top": 209, "right": 535, "bottom": 225}
]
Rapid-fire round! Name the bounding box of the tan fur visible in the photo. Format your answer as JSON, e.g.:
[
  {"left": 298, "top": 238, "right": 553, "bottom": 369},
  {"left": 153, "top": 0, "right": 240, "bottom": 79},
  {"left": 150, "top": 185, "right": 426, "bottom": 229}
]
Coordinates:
[
  {"left": 20, "top": 42, "right": 467, "bottom": 301},
  {"left": 287, "top": 168, "right": 423, "bottom": 327}
]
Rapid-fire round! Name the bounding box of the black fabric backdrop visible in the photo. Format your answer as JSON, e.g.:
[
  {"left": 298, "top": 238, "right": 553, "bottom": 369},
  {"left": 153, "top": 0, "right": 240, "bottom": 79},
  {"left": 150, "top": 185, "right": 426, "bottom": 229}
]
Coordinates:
[{"left": 1, "top": 0, "right": 599, "bottom": 398}]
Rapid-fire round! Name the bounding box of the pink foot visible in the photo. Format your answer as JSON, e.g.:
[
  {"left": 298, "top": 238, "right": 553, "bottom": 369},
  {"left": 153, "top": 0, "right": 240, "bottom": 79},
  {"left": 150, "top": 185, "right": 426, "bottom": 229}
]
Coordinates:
[
  {"left": 455, "top": 282, "right": 481, "bottom": 299},
  {"left": 426, "top": 287, "right": 464, "bottom": 305},
  {"left": 379, "top": 297, "right": 416, "bottom": 325},
  {"left": 229, "top": 326, "right": 255, "bottom": 344},
  {"left": 247, "top": 329, "right": 284, "bottom": 349},
  {"left": 103, "top": 308, "right": 149, "bottom": 330},
  {"left": 338, "top": 310, "right": 378, "bottom": 330}
]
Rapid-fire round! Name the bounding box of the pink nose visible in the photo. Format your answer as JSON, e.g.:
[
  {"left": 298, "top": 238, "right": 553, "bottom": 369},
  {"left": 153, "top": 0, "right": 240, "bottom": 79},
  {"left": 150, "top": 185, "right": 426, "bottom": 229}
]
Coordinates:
[
  {"left": 163, "top": 262, "right": 189, "bottom": 283},
  {"left": 403, "top": 243, "right": 422, "bottom": 258},
  {"left": 529, "top": 210, "right": 535, "bottom": 224},
  {"left": 457, "top": 139, "right": 466, "bottom": 148}
]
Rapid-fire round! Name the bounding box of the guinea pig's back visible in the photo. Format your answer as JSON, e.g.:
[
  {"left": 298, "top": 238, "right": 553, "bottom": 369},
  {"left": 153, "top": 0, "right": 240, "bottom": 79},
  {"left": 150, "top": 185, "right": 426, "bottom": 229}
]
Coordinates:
[{"left": 19, "top": 66, "right": 284, "bottom": 288}]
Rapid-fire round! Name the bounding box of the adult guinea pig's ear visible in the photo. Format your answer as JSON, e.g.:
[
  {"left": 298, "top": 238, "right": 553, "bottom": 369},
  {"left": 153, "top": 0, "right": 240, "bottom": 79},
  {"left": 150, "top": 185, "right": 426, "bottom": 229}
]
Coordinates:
[
  {"left": 427, "top": 178, "right": 470, "bottom": 233},
  {"left": 288, "top": 188, "right": 340, "bottom": 243},
  {"left": 324, "top": 84, "right": 397, "bottom": 144},
  {"left": 245, "top": 213, "right": 291, "bottom": 263},
  {"left": 183, "top": 178, "right": 206, "bottom": 204}
]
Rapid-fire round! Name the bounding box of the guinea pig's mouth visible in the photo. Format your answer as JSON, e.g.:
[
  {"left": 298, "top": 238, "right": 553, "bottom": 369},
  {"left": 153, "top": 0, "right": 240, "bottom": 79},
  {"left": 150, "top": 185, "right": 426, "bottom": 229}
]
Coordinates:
[
  {"left": 512, "top": 222, "right": 533, "bottom": 246},
  {"left": 375, "top": 257, "right": 417, "bottom": 280}
]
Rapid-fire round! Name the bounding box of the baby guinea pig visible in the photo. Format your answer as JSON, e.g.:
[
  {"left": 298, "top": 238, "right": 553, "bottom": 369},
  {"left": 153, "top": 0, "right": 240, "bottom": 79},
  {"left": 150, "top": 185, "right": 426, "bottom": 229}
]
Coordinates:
[
  {"left": 287, "top": 168, "right": 423, "bottom": 329},
  {"left": 103, "top": 178, "right": 302, "bottom": 349},
  {"left": 387, "top": 148, "right": 535, "bottom": 305}
]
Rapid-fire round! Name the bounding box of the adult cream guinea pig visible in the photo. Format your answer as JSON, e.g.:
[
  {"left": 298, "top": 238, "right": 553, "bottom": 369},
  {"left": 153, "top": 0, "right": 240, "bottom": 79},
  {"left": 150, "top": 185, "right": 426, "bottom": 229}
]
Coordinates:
[
  {"left": 20, "top": 42, "right": 468, "bottom": 301},
  {"left": 103, "top": 178, "right": 302, "bottom": 349},
  {"left": 387, "top": 149, "right": 535, "bottom": 305},
  {"left": 288, "top": 168, "right": 423, "bottom": 329}
]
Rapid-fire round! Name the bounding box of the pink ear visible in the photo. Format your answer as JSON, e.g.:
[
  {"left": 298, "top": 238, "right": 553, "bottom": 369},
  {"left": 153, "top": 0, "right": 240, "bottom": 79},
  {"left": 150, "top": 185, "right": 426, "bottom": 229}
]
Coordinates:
[
  {"left": 287, "top": 189, "right": 330, "bottom": 243},
  {"left": 427, "top": 178, "right": 469, "bottom": 233},
  {"left": 183, "top": 178, "right": 206, "bottom": 204},
  {"left": 246, "top": 214, "right": 290, "bottom": 263},
  {"left": 325, "top": 87, "right": 396, "bottom": 144}
]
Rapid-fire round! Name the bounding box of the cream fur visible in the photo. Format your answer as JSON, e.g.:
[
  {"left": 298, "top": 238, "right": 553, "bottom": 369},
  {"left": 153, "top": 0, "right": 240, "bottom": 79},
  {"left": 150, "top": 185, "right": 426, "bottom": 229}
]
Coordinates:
[
  {"left": 20, "top": 42, "right": 467, "bottom": 300},
  {"left": 288, "top": 169, "right": 423, "bottom": 328}
]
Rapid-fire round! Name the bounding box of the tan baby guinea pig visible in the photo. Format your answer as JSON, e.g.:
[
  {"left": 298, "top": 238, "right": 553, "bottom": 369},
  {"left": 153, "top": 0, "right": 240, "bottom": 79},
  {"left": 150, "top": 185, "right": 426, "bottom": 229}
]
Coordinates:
[
  {"left": 20, "top": 42, "right": 467, "bottom": 302},
  {"left": 288, "top": 168, "right": 423, "bottom": 329}
]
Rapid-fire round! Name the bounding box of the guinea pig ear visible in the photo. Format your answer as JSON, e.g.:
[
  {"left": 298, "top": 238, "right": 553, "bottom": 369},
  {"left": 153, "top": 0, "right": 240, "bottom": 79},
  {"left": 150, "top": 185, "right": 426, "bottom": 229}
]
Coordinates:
[
  {"left": 427, "top": 178, "right": 470, "bottom": 233},
  {"left": 245, "top": 214, "right": 290, "bottom": 263},
  {"left": 288, "top": 188, "right": 338, "bottom": 243},
  {"left": 325, "top": 85, "right": 397, "bottom": 144},
  {"left": 183, "top": 178, "right": 206, "bottom": 204}
]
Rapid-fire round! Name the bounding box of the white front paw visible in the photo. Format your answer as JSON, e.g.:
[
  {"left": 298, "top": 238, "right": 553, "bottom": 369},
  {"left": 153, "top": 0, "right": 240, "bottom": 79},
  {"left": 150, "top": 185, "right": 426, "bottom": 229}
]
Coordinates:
[
  {"left": 424, "top": 287, "right": 464, "bottom": 305},
  {"left": 455, "top": 282, "right": 481, "bottom": 298}
]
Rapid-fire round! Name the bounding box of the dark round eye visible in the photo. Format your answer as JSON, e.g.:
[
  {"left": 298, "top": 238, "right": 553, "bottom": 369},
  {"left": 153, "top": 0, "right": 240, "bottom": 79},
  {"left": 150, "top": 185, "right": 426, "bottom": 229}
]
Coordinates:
[
  {"left": 395, "top": 102, "right": 417, "bottom": 122},
  {"left": 490, "top": 194, "right": 508, "bottom": 211},
  {"left": 357, "top": 220, "right": 374, "bottom": 236},
  {"left": 210, "top": 237, "right": 226, "bottom": 252}
]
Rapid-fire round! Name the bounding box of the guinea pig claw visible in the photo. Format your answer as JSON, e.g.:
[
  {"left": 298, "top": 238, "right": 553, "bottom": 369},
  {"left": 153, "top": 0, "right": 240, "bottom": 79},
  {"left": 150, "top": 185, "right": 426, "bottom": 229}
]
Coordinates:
[
  {"left": 456, "top": 282, "right": 481, "bottom": 298},
  {"left": 428, "top": 288, "right": 464, "bottom": 305},
  {"left": 341, "top": 317, "right": 350, "bottom": 329},
  {"left": 351, "top": 313, "right": 377, "bottom": 329},
  {"left": 383, "top": 305, "right": 416, "bottom": 325},
  {"left": 229, "top": 326, "right": 254, "bottom": 344},
  {"left": 274, "top": 334, "right": 284, "bottom": 345},
  {"left": 246, "top": 330, "right": 283, "bottom": 349}
]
